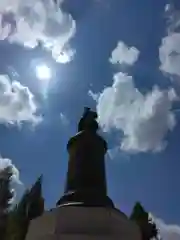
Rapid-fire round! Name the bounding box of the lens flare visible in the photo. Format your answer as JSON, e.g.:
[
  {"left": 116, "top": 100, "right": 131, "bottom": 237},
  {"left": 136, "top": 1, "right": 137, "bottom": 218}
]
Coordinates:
[{"left": 36, "top": 64, "right": 51, "bottom": 81}]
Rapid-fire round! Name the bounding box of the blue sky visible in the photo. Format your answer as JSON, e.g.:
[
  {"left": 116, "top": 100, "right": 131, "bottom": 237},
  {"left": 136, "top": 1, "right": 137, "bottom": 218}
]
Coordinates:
[{"left": 0, "top": 0, "right": 180, "bottom": 239}]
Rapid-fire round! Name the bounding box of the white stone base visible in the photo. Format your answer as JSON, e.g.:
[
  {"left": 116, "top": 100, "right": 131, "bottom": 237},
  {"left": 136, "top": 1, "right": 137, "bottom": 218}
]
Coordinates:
[{"left": 26, "top": 205, "right": 141, "bottom": 240}]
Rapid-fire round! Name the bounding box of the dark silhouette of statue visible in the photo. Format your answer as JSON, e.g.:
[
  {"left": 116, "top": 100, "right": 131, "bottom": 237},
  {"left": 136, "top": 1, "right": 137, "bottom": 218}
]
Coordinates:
[
  {"left": 57, "top": 107, "right": 114, "bottom": 208},
  {"left": 78, "top": 107, "right": 98, "bottom": 132}
]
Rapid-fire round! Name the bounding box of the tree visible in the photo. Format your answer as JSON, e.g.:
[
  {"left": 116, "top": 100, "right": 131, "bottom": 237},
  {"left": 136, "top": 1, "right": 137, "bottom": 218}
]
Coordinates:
[
  {"left": 27, "top": 175, "right": 44, "bottom": 220},
  {"left": 7, "top": 175, "right": 44, "bottom": 240},
  {"left": 130, "top": 202, "right": 159, "bottom": 240},
  {"left": 0, "top": 166, "right": 14, "bottom": 240},
  {"left": 7, "top": 189, "right": 30, "bottom": 240}
]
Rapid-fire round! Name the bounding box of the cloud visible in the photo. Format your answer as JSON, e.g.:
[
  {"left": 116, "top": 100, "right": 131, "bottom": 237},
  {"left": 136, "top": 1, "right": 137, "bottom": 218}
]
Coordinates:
[
  {"left": 150, "top": 214, "right": 180, "bottom": 240},
  {"left": 0, "top": 75, "right": 41, "bottom": 125},
  {"left": 159, "top": 33, "right": 180, "bottom": 77},
  {"left": 164, "top": 3, "right": 180, "bottom": 34},
  {"left": 159, "top": 3, "right": 180, "bottom": 77},
  {"left": 91, "top": 72, "right": 176, "bottom": 153},
  {"left": 0, "top": 156, "right": 21, "bottom": 184},
  {"left": 88, "top": 89, "right": 100, "bottom": 102},
  {"left": 60, "top": 112, "right": 69, "bottom": 125},
  {"left": 107, "top": 147, "right": 130, "bottom": 161},
  {"left": 0, "top": 0, "right": 76, "bottom": 63},
  {"left": 109, "top": 41, "right": 140, "bottom": 66},
  {"left": 0, "top": 156, "right": 23, "bottom": 203}
]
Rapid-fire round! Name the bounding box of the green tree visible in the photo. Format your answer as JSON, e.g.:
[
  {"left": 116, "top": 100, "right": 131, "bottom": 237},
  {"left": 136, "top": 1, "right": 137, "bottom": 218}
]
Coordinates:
[
  {"left": 7, "top": 175, "right": 44, "bottom": 240},
  {"left": 0, "top": 166, "right": 14, "bottom": 240},
  {"left": 27, "top": 175, "right": 44, "bottom": 220},
  {"left": 130, "top": 202, "right": 159, "bottom": 240},
  {"left": 7, "top": 190, "right": 30, "bottom": 240}
]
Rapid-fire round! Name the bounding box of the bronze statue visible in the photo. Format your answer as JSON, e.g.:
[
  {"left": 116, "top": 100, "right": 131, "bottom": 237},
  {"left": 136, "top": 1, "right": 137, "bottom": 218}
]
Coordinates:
[{"left": 78, "top": 107, "right": 98, "bottom": 132}]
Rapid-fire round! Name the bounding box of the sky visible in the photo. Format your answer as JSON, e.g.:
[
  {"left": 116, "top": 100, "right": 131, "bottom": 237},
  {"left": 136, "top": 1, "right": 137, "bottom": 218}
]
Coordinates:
[{"left": 0, "top": 0, "right": 180, "bottom": 239}]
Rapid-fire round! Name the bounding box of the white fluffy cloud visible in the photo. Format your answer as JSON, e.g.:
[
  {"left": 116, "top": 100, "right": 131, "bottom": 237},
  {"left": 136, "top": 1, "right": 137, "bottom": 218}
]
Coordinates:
[
  {"left": 0, "top": 75, "right": 41, "bottom": 125},
  {"left": 0, "top": 0, "right": 76, "bottom": 63},
  {"left": 159, "top": 4, "right": 180, "bottom": 77},
  {"left": 109, "top": 41, "right": 139, "bottom": 66},
  {"left": 0, "top": 156, "right": 21, "bottom": 184},
  {"left": 92, "top": 72, "right": 176, "bottom": 153},
  {"left": 0, "top": 156, "right": 23, "bottom": 203},
  {"left": 151, "top": 214, "right": 180, "bottom": 240}
]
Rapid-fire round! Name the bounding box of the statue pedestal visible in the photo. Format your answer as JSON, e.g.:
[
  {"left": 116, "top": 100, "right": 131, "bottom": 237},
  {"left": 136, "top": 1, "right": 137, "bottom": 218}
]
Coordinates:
[{"left": 26, "top": 205, "right": 141, "bottom": 240}]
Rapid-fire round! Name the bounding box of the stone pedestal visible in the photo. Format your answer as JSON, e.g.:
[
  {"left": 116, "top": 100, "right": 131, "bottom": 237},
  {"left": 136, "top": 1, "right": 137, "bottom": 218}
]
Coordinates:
[{"left": 26, "top": 205, "right": 141, "bottom": 240}]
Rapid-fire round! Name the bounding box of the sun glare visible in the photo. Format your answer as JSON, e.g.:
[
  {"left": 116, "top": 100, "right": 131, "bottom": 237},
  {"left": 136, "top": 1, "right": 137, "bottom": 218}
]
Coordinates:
[{"left": 36, "top": 64, "right": 51, "bottom": 81}]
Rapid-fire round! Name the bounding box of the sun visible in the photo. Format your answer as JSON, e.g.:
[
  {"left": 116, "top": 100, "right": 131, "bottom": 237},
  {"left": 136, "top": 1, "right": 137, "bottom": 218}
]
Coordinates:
[{"left": 36, "top": 64, "right": 52, "bottom": 81}]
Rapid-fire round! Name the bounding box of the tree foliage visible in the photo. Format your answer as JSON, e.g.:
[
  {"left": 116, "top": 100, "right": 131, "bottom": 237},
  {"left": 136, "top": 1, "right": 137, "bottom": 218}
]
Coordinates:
[
  {"left": 7, "top": 175, "right": 44, "bottom": 240},
  {"left": 0, "top": 166, "right": 14, "bottom": 240},
  {"left": 27, "top": 175, "right": 44, "bottom": 220},
  {"left": 130, "top": 202, "right": 159, "bottom": 240}
]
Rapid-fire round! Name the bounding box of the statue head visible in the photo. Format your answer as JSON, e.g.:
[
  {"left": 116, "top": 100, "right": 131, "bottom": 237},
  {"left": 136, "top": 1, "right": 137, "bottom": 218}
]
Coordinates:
[{"left": 78, "top": 107, "right": 98, "bottom": 132}]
